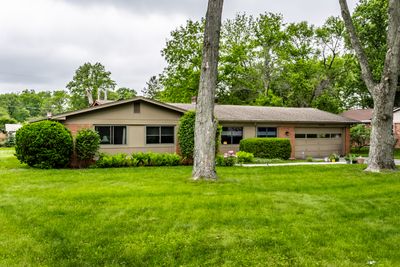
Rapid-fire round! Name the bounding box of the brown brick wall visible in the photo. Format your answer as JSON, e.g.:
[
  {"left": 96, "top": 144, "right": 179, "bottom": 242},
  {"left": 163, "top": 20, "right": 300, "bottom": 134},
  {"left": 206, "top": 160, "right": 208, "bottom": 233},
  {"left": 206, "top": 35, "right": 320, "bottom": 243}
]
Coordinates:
[
  {"left": 344, "top": 127, "right": 351, "bottom": 155},
  {"left": 277, "top": 126, "right": 296, "bottom": 159},
  {"left": 65, "top": 124, "right": 93, "bottom": 136},
  {"left": 394, "top": 123, "right": 400, "bottom": 148}
]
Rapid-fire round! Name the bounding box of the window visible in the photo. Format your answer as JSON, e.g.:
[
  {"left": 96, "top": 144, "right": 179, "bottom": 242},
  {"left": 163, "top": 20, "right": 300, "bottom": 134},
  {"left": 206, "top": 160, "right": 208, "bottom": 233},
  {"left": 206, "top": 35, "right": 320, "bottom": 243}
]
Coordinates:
[
  {"left": 306, "top": 134, "right": 318, "bottom": 138},
  {"left": 295, "top": 133, "right": 306, "bottom": 138},
  {"left": 221, "top": 127, "right": 243, "bottom": 144},
  {"left": 331, "top": 133, "right": 342, "bottom": 138},
  {"left": 146, "top": 126, "right": 174, "bottom": 144},
  {"left": 95, "top": 126, "right": 126, "bottom": 145},
  {"left": 257, "top": 127, "right": 277, "bottom": 138}
]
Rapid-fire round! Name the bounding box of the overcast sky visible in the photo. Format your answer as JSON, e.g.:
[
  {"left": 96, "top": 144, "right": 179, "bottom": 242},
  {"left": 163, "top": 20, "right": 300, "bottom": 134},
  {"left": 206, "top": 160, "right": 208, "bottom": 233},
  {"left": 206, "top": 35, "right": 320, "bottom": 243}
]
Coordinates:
[{"left": 0, "top": 0, "right": 358, "bottom": 94}]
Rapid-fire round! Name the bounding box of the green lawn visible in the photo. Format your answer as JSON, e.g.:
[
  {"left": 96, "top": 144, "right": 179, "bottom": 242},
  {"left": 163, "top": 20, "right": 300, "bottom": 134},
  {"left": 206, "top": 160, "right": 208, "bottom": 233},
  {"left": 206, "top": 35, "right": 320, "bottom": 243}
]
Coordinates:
[
  {"left": 0, "top": 149, "right": 399, "bottom": 266},
  {"left": 351, "top": 147, "right": 400, "bottom": 159}
]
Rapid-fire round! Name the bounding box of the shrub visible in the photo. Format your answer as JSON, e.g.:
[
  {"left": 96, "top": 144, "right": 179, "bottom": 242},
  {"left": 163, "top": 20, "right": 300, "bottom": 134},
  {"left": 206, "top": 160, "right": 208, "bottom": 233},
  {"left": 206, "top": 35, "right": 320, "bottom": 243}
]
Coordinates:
[
  {"left": 239, "top": 138, "right": 291, "bottom": 159},
  {"left": 95, "top": 153, "right": 136, "bottom": 168},
  {"left": 4, "top": 135, "right": 15, "bottom": 147},
  {"left": 177, "top": 111, "right": 222, "bottom": 160},
  {"left": 236, "top": 151, "right": 254, "bottom": 164},
  {"left": 132, "top": 152, "right": 151, "bottom": 166},
  {"left": 95, "top": 152, "right": 182, "bottom": 168},
  {"left": 75, "top": 128, "right": 100, "bottom": 161},
  {"left": 178, "top": 111, "right": 196, "bottom": 160},
  {"left": 350, "top": 124, "right": 371, "bottom": 151},
  {"left": 146, "top": 152, "right": 181, "bottom": 166},
  {"left": 15, "top": 120, "right": 73, "bottom": 168},
  {"left": 216, "top": 151, "right": 237, "bottom": 166}
]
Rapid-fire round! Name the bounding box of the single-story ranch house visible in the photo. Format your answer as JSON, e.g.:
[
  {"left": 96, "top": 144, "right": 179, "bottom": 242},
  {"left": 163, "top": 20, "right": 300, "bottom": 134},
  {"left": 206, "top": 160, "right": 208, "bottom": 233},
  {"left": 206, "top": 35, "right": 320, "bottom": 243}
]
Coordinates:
[{"left": 43, "top": 97, "right": 357, "bottom": 159}]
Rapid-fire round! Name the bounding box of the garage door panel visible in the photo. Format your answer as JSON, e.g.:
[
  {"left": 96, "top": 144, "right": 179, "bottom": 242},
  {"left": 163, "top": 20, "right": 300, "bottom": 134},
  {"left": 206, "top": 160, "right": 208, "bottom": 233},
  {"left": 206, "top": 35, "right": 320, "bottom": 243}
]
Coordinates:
[{"left": 294, "top": 127, "right": 344, "bottom": 158}]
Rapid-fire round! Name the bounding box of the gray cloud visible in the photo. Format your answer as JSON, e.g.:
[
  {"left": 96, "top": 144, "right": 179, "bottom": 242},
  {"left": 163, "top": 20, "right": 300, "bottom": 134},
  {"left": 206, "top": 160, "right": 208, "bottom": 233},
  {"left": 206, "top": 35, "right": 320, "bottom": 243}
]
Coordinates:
[{"left": 0, "top": 0, "right": 358, "bottom": 93}]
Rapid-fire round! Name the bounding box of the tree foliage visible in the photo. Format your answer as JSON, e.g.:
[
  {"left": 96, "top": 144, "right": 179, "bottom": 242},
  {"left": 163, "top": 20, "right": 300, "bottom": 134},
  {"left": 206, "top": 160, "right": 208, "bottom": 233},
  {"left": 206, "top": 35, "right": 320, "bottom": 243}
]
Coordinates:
[
  {"left": 158, "top": 12, "right": 363, "bottom": 113},
  {"left": 350, "top": 124, "right": 371, "bottom": 151},
  {"left": 66, "top": 62, "right": 116, "bottom": 109}
]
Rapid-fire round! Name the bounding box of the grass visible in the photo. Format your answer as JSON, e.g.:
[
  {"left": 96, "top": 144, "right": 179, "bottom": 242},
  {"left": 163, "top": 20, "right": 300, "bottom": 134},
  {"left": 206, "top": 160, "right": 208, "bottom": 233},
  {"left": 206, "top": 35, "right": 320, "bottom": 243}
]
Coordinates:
[
  {"left": 351, "top": 147, "right": 400, "bottom": 159},
  {"left": 1, "top": 148, "right": 400, "bottom": 266}
]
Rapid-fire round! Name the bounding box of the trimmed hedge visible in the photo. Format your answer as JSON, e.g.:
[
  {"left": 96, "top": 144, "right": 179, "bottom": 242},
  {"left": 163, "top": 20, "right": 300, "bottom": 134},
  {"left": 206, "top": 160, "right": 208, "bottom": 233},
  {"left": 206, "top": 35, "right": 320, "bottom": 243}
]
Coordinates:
[
  {"left": 15, "top": 121, "right": 73, "bottom": 168},
  {"left": 239, "top": 138, "right": 291, "bottom": 159}
]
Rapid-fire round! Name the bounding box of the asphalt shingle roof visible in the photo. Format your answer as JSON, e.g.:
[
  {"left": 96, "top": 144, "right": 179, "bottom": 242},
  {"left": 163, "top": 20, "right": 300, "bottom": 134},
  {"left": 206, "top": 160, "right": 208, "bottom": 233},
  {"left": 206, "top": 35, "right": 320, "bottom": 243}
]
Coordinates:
[
  {"left": 170, "top": 103, "right": 357, "bottom": 124},
  {"left": 340, "top": 109, "right": 372, "bottom": 123}
]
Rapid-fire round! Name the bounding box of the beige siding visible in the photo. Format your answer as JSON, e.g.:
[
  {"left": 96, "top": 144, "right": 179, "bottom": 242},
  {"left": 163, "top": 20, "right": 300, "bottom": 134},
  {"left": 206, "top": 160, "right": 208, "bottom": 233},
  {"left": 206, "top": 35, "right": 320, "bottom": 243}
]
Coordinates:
[
  {"left": 62, "top": 101, "right": 180, "bottom": 154},
  {"left": 63, "top": 101, "right": 181, "bottom": 125},
  {"left": 243, "top": 125, "right": 256, "bottom": 139}
]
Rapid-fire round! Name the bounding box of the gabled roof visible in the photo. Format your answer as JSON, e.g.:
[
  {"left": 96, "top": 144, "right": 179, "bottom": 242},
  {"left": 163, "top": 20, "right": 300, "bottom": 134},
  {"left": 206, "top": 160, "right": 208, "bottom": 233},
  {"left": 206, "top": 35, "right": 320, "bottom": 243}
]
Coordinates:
[
  {"left": 35, "top": 97, "right": 187, "bottom": 121},
  {"left": 170, "top": 103, "right": 357, "bottom": 124},
  {"left": 340, "top": 109, "right": 373, "bottom": 123}
]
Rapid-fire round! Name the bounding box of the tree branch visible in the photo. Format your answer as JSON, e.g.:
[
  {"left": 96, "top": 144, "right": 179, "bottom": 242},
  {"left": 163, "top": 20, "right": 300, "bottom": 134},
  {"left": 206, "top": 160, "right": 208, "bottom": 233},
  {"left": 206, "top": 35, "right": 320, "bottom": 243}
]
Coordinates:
[{"left": 339, "top": 0, "right": 376, "bottom": 93}]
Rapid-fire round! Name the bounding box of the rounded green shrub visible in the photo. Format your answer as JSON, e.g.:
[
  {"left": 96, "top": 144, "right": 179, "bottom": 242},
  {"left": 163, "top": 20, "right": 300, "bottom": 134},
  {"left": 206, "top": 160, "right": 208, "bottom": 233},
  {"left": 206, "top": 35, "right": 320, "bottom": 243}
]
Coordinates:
[
  {"left": 177, "top": 110, "right": 222, "bottom": 160},
  {"left": 75, "top": 128, "right": 100, "bottom": 161},
  {"left": 239, "top": 138, "right": 291, "bottom": 159},
  {"left": 15, "top": 120, "right": 73, "bottom": 168},
  {"left": 236, "top": 151, "right": 254, "bottom": 163}
]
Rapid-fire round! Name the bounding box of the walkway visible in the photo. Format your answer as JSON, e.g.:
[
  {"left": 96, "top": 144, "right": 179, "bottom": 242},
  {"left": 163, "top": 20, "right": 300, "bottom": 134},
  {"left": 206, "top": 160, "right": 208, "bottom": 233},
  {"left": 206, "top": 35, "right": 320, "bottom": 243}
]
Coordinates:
[{"left": 241, "top": 158, "right": 400, "bottom": 167}]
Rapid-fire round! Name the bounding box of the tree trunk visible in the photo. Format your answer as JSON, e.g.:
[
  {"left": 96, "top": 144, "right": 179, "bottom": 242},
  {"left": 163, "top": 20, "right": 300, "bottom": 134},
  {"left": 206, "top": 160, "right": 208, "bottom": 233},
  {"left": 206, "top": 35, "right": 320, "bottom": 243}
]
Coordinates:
[
  {"left": 339, "top": 0, "right": 400, "bottom": 172},
  {"left": 86, "top": 89, "right": 94, "bottom": 105},
  {"left": 367, "top": 83, "right": 396, "bottom": 171},
  {"left": 192, "top": 0, "right": 224, "bottom": 180}
]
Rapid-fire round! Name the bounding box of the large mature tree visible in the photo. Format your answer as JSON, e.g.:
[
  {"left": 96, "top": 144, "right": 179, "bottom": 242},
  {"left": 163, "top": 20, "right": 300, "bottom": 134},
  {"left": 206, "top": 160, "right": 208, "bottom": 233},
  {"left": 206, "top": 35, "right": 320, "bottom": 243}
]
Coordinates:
[
  {"left": 339, "top": 0, "right": 400, "bottom": 172},
  {"left": 109, "top": 87, "right": 137, "bottom": 100},
  {"left": 67, "top": 62, "right": 116, "bottom": 109},
  {"left": 159, "top": 20, "right": 204, "bottom": 103},
  {"left": 142, "top": 76, "right": 162, "bottom": 100},
  {"left": 192, "top": 0, "right": 224, "bottom": 180}
]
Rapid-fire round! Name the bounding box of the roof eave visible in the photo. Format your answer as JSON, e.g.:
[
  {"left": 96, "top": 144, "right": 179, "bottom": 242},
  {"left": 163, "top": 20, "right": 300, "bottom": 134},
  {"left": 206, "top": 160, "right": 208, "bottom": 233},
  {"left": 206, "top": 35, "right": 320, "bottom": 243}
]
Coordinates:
[{"left": 218, "top": 119, "right": 357, "bottom": 125}]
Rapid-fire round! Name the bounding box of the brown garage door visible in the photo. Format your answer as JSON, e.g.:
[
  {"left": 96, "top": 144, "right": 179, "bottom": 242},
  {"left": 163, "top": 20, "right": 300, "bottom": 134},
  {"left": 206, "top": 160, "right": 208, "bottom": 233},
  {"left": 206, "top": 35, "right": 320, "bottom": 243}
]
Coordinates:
[{"left": 295, "top": 128, "right": 344, "bottom": 158}]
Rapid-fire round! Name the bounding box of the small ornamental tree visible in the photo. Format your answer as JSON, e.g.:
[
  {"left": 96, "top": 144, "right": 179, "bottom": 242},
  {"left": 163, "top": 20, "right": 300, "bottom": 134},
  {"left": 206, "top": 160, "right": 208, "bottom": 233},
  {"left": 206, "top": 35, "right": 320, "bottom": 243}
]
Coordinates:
[
  {"left": 15, "top": 121, "right": 73, "bottom": 168},
  {"left": 350, "top": 124, "right": 371, "bottom": 151},
  {"left": 75, "top": 128, "right": 100, "bottom": 161},
  {"left": 178, "top": 110, "right": 221, "bottom": 161}
]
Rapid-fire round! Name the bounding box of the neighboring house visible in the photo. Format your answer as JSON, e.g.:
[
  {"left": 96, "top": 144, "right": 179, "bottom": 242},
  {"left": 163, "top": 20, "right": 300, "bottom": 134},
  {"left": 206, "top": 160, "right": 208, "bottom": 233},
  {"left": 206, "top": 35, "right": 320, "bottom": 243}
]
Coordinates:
[
  {"left": 341, "top": 108, "right": 400, "bottom": 148},
  {"left": 5, "top": 124, "right": 22, "bottom": 137},
  {"left": 38, "top": 97, "right": 356, "bottom": 158},
  {"left": 340, "top": 109, "right": 373, "bottom": 124}
]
